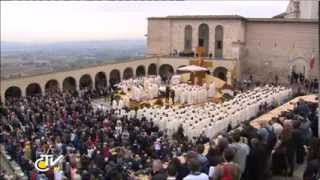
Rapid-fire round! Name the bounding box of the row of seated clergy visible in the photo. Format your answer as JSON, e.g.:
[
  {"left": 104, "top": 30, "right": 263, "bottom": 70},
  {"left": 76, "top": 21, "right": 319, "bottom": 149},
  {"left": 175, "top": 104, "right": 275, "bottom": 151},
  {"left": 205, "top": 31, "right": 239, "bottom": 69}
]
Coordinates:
[
  {"left": 108, "top": 86, "right": 291, "bottom": 137},
  {"left": 172, "top": 83, "right": 211, "bottom": 105},
  {"left": 111, "top": 96, "right": 130, "bottom": 110},
  {"left": 114, "top": 85, "right": 293, "bottom": 139}
]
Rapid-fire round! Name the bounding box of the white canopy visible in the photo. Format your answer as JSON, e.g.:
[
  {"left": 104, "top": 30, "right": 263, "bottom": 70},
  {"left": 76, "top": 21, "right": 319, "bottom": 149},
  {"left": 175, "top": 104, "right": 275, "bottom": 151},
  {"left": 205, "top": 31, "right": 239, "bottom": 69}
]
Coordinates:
[{"left": 177, "top": 65, "right": 208, "bottom": 72}]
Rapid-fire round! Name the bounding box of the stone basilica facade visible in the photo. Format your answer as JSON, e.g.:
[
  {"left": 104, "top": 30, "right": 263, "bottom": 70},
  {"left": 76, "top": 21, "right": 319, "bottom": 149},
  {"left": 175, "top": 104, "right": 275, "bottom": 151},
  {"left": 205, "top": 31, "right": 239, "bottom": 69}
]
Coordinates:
[{"left": 146, "top": 0, "right": 319, "bottom": 82}]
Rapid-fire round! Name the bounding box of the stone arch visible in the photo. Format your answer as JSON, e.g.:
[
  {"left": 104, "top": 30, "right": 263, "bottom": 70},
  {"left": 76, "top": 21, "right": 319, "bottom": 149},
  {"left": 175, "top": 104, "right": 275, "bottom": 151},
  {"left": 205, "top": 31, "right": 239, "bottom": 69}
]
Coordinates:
[
  {"left": 79, "top": 74, "right": 93, "bottom": 90},
  {"left": 5, "top": 86, "right": 22, "bottom": 99},
  {"left": 148, "top": 63, "right": 157, "bottom": 75},
  {"left": 109, "top": 69, "right": 121, "bottom": 88},
  {"left": 289, "top": 57, "right": 309, "bottom": 78},
  {"left": 198, "top": 23, "right": 209, "bottom": 56},
  {"left": 95, "top": 72, "right": 107, "bottom": 89},
  {"left": 213, "top": 67, "right": 228, "bottom": 81},
  {"left": 215, "top": 25, "right": 224, "bottom": 58},
  {"left": 159, "top": 64, "right": 174, "bottom": 78},
  {"left": 184, "top": 25, "right": 193, "bottom": 52},
  {"left": 123, "top": 67, "right": 134, "bottom": 80},
  {"left": 26, "top": 83, "right": 42, "bottom": 96},
  {"left": 63, "top": 77, "right": 77, "bottom": 92},
  {"left": 45, "top": 79, "right": 59, "bottom": 93},
  {"left": 136, "top": 65, "right": 146, "bottom": 77}
]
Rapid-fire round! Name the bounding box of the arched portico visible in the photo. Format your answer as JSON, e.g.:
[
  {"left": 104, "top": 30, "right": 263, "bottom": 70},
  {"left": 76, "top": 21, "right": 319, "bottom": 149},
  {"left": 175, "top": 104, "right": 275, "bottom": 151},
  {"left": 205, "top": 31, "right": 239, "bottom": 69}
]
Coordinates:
[
  {"left": 159, "top": 64, "right": 174, "bottom": 78},
  {"left": 5, "top": 86, "right": 22, "bottom": 100},
  {"left": 289, "top": 57, "right": 309, "bottom": 79},
  {"left": 63, "top": 77, "right": 77, "bottom": 92},
  {"left": 148, "top": 63, "right": 157, "bottom": 75},
  {"left": 109, "top": 69, "right": 121, "bottom": 88},
  {"left": 123, "top": 67, "right": 134, "bottom": 80},
  {"left": 95, "top": 72, "right": 107, "bottom": 89},
  {"left": 136, "top": 65, "right": 146, "bottom": 77},
  {"left": 79, "top": 74, "right": 93, "bottom": 90},
  {"left": 45, "top": 79, "right": 59, "bottom": 93},
  {"left": 26, "top": 83, "right": 42, "bottom": 96},
  {"left": 213, "top": 67, "right": 228, "bottom": 81}
]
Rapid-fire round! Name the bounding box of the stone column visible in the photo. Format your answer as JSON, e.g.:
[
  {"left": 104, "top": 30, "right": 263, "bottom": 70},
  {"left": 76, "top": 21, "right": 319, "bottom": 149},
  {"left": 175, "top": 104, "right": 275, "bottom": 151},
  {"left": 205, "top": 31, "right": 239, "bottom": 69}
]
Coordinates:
[
  {"left": 75, "top": 77, "right": 80, "bottom": 92},
  {"left": 106, "top": 72, "right": 110, "bottom": 88},
  {"left": 0, "top": 91, "right": 5, "bottom": 103},
  {"left": 21, "top": 86, "right": 26, "bottom": 97},
  {"left": 91, "top": 76, "right": 96, "bottom": 90},
  {"left": 40, "top": 84, "right": 45, "bottom": 95}
]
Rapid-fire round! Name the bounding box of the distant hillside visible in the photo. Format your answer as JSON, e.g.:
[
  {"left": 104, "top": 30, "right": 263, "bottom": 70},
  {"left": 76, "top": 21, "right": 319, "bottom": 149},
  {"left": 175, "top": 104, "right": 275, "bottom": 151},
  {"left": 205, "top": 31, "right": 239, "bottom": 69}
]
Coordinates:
[
  {"left": 1, "top": 39, "right": 146, "bottom": 78},
  {"left": 1, "top": 39, "right": 146, "bottom": 52}
]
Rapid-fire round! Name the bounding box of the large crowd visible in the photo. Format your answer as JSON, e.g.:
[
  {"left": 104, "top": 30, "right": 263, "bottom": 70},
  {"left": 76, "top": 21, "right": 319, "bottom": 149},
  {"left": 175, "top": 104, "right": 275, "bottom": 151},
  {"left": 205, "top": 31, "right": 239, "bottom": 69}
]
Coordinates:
[{"left": 0, "top": 82, "right": 319, "bottom": 180}]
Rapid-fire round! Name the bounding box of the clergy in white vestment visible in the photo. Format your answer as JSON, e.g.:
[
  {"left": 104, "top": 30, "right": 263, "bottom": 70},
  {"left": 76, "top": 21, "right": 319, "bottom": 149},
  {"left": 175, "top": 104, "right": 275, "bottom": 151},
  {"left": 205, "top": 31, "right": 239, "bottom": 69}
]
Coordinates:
[
  {"left": 208, "top": 82, "right": 216, "bottom": 97},
  {"left": 187, "top": 91, "right": 193, "bottom": 105},
  {"left": 118, "top": 99, "right": 124, "bottom": 109},
  {"left": 112, "top": 100, "right": 118, "bottom": 109},
  {"left": 181, "top": 91, "right": 186, "bottom": 104}
]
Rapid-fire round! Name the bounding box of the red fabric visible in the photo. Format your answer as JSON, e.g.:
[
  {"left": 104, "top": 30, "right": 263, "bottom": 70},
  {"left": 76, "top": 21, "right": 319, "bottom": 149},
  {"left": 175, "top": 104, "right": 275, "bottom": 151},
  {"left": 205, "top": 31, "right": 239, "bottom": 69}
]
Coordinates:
[
  {"left": 103, "top": 145, "right": 111, "bottom": 158},
  {"left": 46, "top": 168, "right": 54, "bottom": 180},
  {"left": 309, "top": 55, "right": 315, "bottom": 70},
  {"left": 221, "top": 164, "right": 232, "bottom": 180},
  {"left": 31, "top": 171, "right": 37, "bottom": 180}
]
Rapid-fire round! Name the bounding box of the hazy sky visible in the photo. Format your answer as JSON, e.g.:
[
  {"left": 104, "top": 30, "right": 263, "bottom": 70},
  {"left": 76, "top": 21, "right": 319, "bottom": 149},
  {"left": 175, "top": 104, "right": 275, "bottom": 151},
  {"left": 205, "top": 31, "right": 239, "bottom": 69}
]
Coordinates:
[{"left": 1, "top": 1, "right": 289, "bottom": 43}]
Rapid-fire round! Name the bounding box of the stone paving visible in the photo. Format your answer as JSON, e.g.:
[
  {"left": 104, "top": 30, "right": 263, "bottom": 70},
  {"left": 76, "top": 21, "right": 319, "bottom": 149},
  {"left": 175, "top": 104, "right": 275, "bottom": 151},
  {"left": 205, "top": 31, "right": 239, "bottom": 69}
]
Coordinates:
[{"left": 271, "top": 164, "right": 305, "bottom": 180}]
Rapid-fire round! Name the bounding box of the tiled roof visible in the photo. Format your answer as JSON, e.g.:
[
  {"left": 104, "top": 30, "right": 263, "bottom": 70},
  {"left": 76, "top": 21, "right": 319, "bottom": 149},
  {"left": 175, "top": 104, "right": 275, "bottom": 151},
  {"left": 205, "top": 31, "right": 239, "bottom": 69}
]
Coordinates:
[
  {"left": 148, "top": 15, "right": 245, "bottom": 20},
  {"left": 148, "top": 15, "right": 318, "bottom": 23},
  {"left": 247, "top": 18, "right": 318, "bottom": 23}
]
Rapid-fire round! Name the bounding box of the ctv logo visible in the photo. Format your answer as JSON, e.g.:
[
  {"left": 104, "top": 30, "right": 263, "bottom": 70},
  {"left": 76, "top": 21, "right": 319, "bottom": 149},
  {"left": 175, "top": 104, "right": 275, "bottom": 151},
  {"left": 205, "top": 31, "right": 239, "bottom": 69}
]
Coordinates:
[{"left": 34, "top": 155, "right": 64, "bottom": 172}]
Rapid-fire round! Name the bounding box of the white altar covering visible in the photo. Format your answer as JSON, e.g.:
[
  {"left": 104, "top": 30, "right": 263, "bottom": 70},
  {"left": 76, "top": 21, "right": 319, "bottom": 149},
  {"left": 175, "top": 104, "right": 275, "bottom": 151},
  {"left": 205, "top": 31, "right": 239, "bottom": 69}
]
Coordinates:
[{"left": 116, "top": 85, "right": 292, "bottom": 140}]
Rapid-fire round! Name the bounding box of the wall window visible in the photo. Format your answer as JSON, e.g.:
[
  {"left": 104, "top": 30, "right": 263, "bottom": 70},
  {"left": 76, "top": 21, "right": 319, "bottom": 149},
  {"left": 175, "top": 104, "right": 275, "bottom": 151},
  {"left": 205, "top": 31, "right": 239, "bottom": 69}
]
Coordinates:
[
  {"left": 198, "top": 23, "right": 209, "bottom": 56},
  {"left": 215, "top": 25, "right": 224, "bottom": 58},
  {"left": 184, "top": 25, "right": 193, "bottom": 52}
]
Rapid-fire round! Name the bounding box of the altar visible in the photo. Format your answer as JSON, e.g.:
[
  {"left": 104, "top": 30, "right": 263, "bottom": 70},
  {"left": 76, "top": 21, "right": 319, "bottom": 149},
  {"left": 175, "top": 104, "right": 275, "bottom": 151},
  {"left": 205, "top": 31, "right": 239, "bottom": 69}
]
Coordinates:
[
  {"left": 113, "top": 47, "right": 236, "bottom": 109},
  {"left": 114, "top": 75, "right": 219, "bottom": 109}
]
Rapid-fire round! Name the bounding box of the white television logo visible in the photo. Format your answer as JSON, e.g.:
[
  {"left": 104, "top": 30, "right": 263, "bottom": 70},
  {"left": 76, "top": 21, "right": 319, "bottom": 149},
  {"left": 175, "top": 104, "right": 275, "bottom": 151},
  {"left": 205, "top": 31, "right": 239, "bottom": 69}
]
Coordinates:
[{"left": 34, "top": 155, "right": 64, "bottom": 172}]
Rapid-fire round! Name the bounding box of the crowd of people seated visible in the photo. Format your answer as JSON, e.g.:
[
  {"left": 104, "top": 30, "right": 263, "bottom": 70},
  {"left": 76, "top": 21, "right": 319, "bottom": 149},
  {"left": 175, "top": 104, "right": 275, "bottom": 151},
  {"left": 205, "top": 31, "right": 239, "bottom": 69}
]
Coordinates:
[{"left": 0, "top": 84, "right": 319, "bottom": 180}]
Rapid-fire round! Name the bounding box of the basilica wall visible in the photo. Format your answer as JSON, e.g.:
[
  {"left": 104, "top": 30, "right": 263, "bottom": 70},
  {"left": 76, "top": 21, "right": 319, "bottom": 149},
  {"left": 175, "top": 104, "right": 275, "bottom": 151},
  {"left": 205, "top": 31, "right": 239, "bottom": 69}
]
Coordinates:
[
  {"left": 146, "top": 19, "right": 171, "bottom": 56},
  {"left": 241, "top": 20, "right": 318, "bottom": 83},
  {"left": 169, "top": 19, "right": 246, "bottom": 59},
  {"left": 147, "top": 17, "right": 247, "bottom": 60}
]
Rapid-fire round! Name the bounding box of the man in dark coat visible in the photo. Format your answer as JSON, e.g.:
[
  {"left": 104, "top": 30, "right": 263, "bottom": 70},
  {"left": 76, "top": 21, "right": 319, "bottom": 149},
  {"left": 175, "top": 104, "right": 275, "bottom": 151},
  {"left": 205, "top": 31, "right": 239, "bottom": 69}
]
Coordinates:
[
  {"left": 151, "top": 159, "right": 167, "bottom": 180},
  {"left": 246, "top": 138, "right": 268, "bottom": 180},
  {"left": 165, "top": 86, "right": 170, "bottom": 103},
  {"left": 170, "top": 90, "right": 175, "bottom": 105}
]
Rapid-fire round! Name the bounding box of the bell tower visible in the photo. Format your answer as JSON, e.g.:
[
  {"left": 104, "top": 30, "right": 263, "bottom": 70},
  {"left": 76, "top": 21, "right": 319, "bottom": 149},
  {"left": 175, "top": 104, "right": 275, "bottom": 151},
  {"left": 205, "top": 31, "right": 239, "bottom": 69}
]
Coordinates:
[{"left": 284, "top": 0, "right": 318, "bottom": 19}]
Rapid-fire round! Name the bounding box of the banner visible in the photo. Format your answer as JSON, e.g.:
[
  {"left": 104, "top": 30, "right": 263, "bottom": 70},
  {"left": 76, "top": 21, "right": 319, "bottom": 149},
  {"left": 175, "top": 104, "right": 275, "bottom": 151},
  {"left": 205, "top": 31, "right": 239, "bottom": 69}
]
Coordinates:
[{"left": 309, "top": 54, "right": 315, "bottom": 70}]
